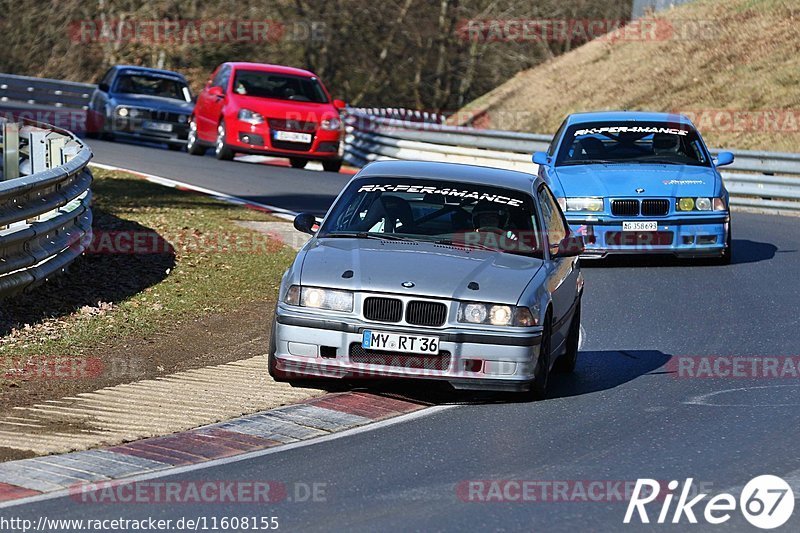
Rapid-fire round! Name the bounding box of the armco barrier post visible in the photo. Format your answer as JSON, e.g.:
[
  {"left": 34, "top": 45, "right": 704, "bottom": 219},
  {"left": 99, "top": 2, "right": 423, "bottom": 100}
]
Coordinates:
[
  {"left": 1, "top": 121, "right": 20, "bottom": 180},
  {"left": 28, "top": 130, "right": 47, "bottom": 174}
]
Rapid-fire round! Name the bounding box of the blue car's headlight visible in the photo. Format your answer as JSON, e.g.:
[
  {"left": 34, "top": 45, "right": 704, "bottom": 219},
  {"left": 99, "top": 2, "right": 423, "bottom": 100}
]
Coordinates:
[
  {"left": 678, "top": 197, "right": 724, "bottom": 211},
  {"left": 695, "top": 197, "right": 712, "bottom": 211}
]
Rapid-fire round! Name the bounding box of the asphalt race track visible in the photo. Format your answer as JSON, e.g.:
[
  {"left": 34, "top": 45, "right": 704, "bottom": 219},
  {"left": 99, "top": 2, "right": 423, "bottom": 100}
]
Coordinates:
[
  {"left": 12, "top": 140, "right": 800, "bottom": 531},
  {"left": 89, "top": 139, "right": 352, "bottom": 216}
]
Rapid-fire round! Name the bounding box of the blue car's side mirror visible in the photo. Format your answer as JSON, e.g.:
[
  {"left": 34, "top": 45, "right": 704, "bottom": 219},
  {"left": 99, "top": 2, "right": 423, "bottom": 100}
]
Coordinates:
[
  {"left": 532, "top": 151, "right": 550, "bottom": 166},
  {"left": 714, "top": 151, "right": 734, "bottom": 167}
]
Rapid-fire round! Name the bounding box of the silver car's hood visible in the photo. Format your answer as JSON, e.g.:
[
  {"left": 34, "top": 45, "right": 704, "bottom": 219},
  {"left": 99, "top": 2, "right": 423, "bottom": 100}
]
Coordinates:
[{"left": 299, "top": 239, "right": 543, "bottom": 304}]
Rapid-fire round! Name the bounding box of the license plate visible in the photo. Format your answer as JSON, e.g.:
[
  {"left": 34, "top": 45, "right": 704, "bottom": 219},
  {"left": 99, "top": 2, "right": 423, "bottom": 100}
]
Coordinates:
[
  {"left": 142, "top": 121, "right": 173, "bottom": 132},
  {"left": 274, "top": 130, "right": 312, "bottom": 143},
  {"left": 622, "top": 221, "right": 658, "bottom": 231},
  {"left": 362, "top": 330, "right": 440, "bottom": 355}
]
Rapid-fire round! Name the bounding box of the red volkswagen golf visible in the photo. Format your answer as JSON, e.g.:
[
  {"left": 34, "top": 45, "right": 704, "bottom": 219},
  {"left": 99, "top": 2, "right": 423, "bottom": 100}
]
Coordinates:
[{"left": 188, "top": 62, "right": 345, "bottom": 172}]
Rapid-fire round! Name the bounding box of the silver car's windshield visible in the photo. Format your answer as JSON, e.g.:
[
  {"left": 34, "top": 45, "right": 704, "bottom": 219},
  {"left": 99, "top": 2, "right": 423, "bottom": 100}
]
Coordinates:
[{"left": 318, "top": 178, "right": 544, "bottom": 257}]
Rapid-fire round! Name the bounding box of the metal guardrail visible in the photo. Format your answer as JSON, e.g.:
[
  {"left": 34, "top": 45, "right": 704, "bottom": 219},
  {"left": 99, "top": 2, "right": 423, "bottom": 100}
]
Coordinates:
[
  {"left": 0, "top": 73, "right": 95, "bottom": 110},
  {"left": 0, "top": 118, "right": 93, "bottom": 298},
  {"left": 343, "top": 109, "right": 800, "bottom": 213}
]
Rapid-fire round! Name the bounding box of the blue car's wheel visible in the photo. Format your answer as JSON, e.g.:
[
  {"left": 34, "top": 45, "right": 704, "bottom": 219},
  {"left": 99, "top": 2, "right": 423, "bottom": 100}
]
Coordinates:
[{"left": 709, "top": 223, "right": 732, "bottom": 265}]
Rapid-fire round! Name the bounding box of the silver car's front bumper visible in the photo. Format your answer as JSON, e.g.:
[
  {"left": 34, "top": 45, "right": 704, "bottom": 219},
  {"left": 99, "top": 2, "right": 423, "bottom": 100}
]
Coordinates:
[{"left": 273, "top": 306, "right": 542, "bottom": 392}]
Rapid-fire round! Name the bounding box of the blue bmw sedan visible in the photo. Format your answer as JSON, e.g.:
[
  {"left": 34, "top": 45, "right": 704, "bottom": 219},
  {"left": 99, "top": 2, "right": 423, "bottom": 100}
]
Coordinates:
[
  {"left": 533, "top": 111, "right": 734, "bottom": 263},
  {"left": 87, "top": 65, "right": 194, "bottom": 150}
]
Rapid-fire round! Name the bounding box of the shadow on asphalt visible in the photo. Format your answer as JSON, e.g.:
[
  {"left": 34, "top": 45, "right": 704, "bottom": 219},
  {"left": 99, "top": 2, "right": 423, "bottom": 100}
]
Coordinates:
[
  {"left": 0, "top": 208, "right": 176, "bottom": 336},
  {"left": 547, "top": 349, "right": 671, "bottom": 399},
  {"left": 290, "top": 349, "right": 671, "bottom": 406},
  {"left": 580, "top": 238, "right": 776, "bottom": 268}
]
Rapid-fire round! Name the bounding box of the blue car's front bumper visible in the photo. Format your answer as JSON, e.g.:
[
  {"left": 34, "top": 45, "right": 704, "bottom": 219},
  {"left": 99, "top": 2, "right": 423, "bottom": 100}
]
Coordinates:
[{"left": 566, "top": 214, "right": 730, "bottom": 259}]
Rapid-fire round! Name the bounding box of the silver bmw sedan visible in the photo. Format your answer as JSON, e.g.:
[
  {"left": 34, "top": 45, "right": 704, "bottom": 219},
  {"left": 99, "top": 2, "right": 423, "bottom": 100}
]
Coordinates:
[{"left": 269, "top": 160, "right": 584, "bottom": 397}]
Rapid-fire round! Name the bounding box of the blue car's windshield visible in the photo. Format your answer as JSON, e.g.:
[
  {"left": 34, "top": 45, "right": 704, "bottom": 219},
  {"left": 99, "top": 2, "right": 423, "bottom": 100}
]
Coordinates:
[
  {"left": 555, "top": 121, "right": 711, "bottom": 167},
  {"left": 318, "top": 178, "right": 544, "bottom": 257},
  {"left": 114, "top": 74, "right": 191, "bottom": 101}
]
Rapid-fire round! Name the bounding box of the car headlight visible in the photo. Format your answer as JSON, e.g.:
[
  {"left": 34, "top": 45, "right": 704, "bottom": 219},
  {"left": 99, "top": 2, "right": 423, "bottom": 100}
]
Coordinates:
[
  {"left": 177, "top": 114, "right": 189, "bottom": 124},
  {"left": 320, "top": 117, "right": 341, "bottom": 130},
  {"left": 284, "top": 285, "right": 353, "bottom": 312},
  {"left": 695, "top": 197, "right": 712, "bottom": 211},
  {"left": 457, "top": 302, "right": 536, "bottom": 327},
  {"left": 565, "top": 197, "right": 603, "bottom": 212},
  {"left": 116, "top": 106, "right": 129, "bottom": 117},
  {"left": 678, "top": 197, "right": 718, "bottom": 211},
  {"left": 238, "top": 109, "right": 264, "bottom": 125},
  {"left": 677, "top": 197, "right": 695, "bottom": 211}
]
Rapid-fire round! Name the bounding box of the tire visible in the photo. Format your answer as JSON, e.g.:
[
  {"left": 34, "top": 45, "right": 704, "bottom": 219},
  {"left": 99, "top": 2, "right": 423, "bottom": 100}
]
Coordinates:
[
  {"left": 554, "top": 300, "right": 580, "bottom": 374},
  {"left": 711, "top": 224, "right": 733, "bottom": 265},
  {"left": 85, "top": 110, "right": 101, "bottom": 138},
  {"left": 96, "top": 115, "right": 115, "bottom": 141},
  {"left": 699, "top": 223, "right": 733, "bottom": 266},
  {"left": 214, "top": 121, "right": 234, "bottom": 160},
  {"left": 322, "top": 159, "right": 343, "bottom": 173},
  {"left": 100, "top": 122, "right": 115, "bottom": 141},
  {"left": 289, "top": 158, "right": 308, "bottom": 169},
  {"left": 267, "top": 318, "right": 289, "bottom": 382},
  {"left": 529, "top": 310, "right": 552, "bottom": 400},
  {"left": 186, "top": 119, "right": 205, "bottom": 155}
]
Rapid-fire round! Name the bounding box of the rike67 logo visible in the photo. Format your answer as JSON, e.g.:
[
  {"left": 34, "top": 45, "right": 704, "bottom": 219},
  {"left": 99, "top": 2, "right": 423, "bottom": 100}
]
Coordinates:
[{"left": 624, "top": 475, "right": 794, "bottom": 529}]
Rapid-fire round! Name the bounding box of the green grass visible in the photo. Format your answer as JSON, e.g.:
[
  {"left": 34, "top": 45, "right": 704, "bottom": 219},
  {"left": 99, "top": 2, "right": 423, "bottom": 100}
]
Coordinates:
[{"left": 0, "top": 168, "right": 294, "bottom": 358}]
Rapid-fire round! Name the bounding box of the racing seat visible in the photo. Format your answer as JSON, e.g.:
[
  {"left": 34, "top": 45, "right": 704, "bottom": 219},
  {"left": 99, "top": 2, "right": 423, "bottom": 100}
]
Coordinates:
[
  {"left": 652, "top": 133, "right": 681, "bottom": 155},
  {"left": 472, "top": 200, "right": 511, "bottom": 231},
  {"left": 578, "top": 136, "right": 605, "bottom": 160},
  {"left": 358, "top": 195, "right": 415, "bottom": 233}
]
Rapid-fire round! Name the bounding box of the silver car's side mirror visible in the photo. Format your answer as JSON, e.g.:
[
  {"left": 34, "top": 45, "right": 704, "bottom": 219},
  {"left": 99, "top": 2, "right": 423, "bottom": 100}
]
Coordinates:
[
  {"left": 556, "top": 235, "right": 585, "bottom": 258},
  {"left": 294, "top": 213, "right": 318, "bottom": 235}
]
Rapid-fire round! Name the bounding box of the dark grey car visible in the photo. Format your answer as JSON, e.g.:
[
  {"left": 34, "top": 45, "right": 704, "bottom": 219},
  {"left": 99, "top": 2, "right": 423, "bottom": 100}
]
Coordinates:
[
  {"left": 270, "top": 161, "right": 585, "bottom": 397},
  {"left": 87, "top": 65, "right": 194, "bottom": 150}
]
